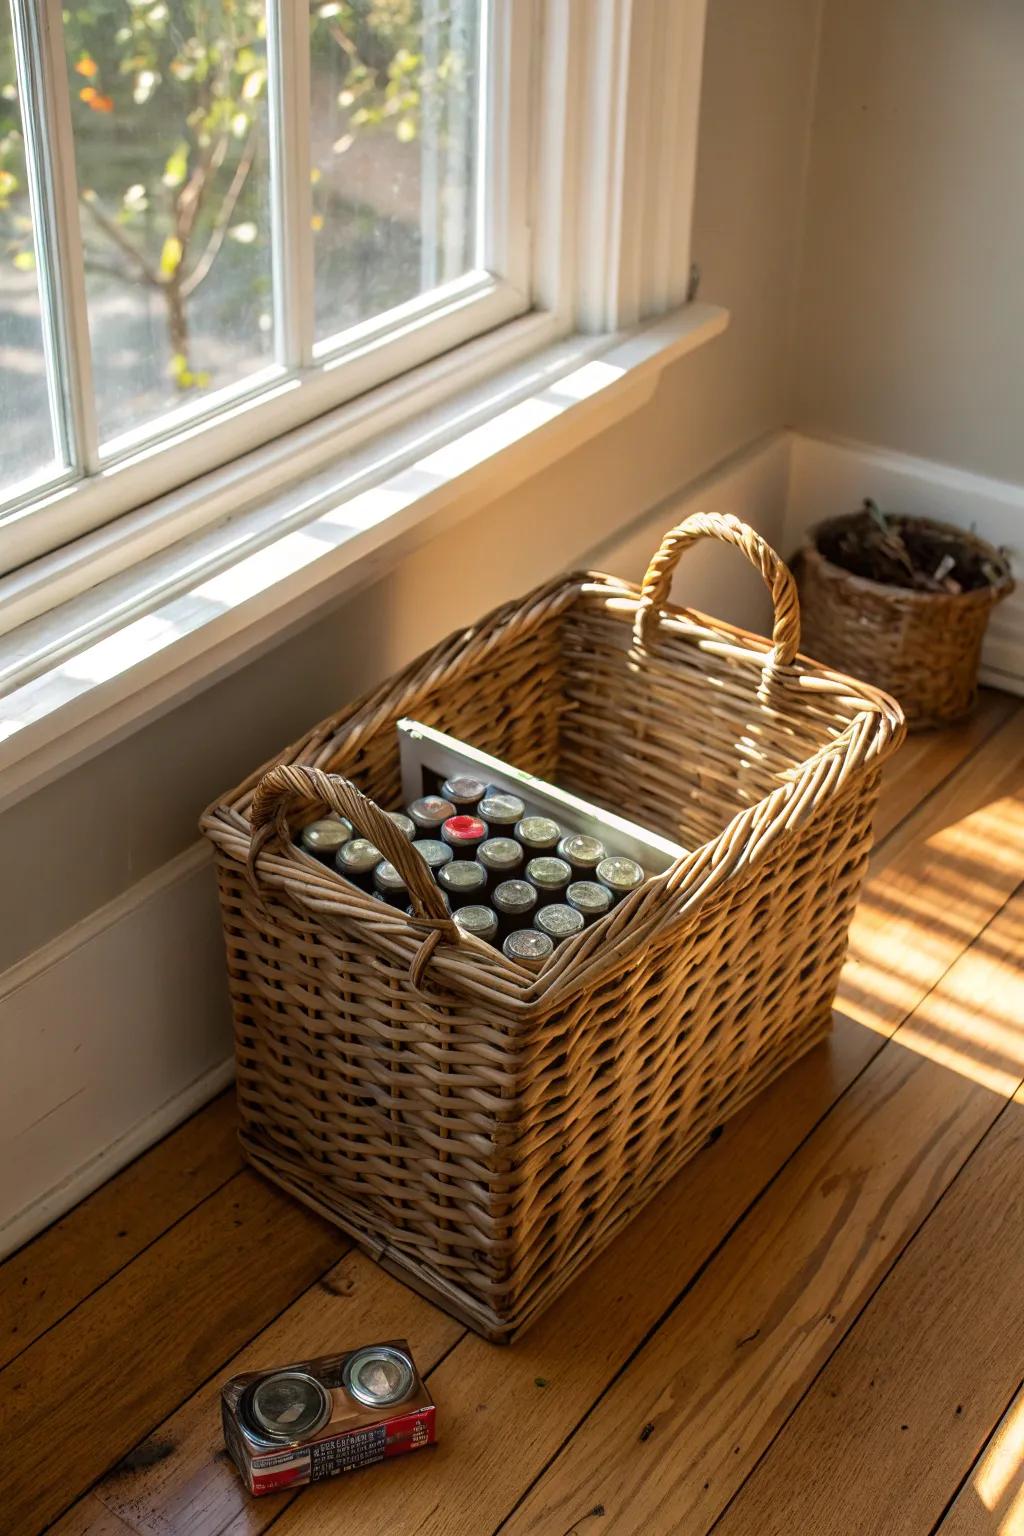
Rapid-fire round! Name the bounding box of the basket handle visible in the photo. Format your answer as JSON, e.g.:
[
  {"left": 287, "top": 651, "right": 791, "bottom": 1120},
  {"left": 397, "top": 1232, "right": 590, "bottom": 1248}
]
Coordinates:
[
  {"left": 633, "top": 512, "right": 801, "bottom": 667},
  {"left": 247, "top": 763, "right": 454, "bottom": 936}
]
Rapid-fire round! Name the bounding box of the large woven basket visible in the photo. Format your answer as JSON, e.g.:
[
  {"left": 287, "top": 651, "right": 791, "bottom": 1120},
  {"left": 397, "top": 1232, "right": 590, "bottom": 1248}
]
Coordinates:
[
  {"left": 201, "top": 513, "right": 904, "bottom": 1341},
  {"left": 796, "top": 512, "right": 1014, "bottom": 729}
]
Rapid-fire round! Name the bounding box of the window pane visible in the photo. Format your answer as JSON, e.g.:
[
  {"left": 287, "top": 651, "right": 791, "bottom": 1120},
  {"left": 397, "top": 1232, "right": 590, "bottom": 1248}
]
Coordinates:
[
  {"left": 0, "top": 0, "right": 61, "bottom": 498},
  {"left": 309, "top": 0, "right": 482, "bottom": 346},
  {"left": 65, "top": 0, "right": 275, "bottom": 449}
]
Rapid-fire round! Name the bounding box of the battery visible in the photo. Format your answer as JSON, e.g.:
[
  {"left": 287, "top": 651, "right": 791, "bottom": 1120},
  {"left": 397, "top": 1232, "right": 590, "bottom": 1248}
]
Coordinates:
[
  {"left": 440, "top": 815, "right": 489, "bottom": 859},
  {"left": 566, "top": 880, "right": 614, "bottom": 923},
  {"left": 534, "top": 903, "right": 585, "bottom": 944},
  {"left": 386, "top": 811, "right": 417, "bottom": 842},
  {"left": 557, "top": 833, "right": 607, "bottom": 881},
  {"left": 476, "top": 791, "right": 526, "bottom": 836},
  {"left": 515, "top": 815, "right": 561, "bottom": 854},
  {"left": 221, "top": 1340, "right": 435, "bottom": 1496},
  {"left": 440, "top": 775, "right": 488, "bottom": 813},
  {"left": 596, "top": 855, "right": 646, "bottom": 900},
  {"left": 298, "top": 819, "right": 351, "bottom": 863},
  {"left": 412, "top": 838, "right": 454, "bottom": 875},
  {"left": 335, "top": 838, "right": 382, "bottom": 889},
  {"left": 408, "top": 796, "right": 456, "bottom": 836},
  {"left": 437, "top": 859, "right": 488, "bottom": 908}
]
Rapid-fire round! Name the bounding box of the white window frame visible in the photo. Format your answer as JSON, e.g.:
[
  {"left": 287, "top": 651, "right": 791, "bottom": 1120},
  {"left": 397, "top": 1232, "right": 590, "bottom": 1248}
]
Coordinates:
[
  {"left": 0, "top": 0, "right": 710, "bottom": 637},
  {"left": 2, "top": 0, "right": 534, "bottom": 573}
]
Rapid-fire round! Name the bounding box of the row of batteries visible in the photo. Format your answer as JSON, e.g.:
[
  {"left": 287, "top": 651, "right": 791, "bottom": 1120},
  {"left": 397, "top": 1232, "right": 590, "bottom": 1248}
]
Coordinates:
[{"left": 295, "top": 773, "right": 647, "bottom": 964}]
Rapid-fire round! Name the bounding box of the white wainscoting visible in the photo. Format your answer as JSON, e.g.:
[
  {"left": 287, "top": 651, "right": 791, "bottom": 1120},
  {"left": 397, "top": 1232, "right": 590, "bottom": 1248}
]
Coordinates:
[
  {"left": 0, "top": 844, "right": 233, "bottom": 1257},
  {"left": 784, "top": 432, "right": 1024, "bottom": 694}
]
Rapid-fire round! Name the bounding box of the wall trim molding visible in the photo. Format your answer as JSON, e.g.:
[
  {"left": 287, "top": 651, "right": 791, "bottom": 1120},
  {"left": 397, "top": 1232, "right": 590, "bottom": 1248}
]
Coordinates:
[
  {"left": 0, "top": 839, "right": 209, "bottom": 1005},
  {"left": 0, "top": 1056, "right": 235, "bottom": 1261},
  {"left": 0, "top": 840, "right": 233, "bottom": 1259}
]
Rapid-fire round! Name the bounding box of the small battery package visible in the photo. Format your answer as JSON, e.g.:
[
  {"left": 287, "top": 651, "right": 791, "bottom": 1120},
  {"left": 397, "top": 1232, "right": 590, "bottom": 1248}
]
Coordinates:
[{"left": 221, "top": 1339, "right": 436, "bottom": 1496}]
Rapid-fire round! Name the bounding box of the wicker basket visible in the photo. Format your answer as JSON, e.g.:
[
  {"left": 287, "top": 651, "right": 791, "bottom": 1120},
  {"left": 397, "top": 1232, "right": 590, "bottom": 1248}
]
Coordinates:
[
  {"left": 201, "top": 513, "right": 904, "bottom": 1341},
  {"left": 796, "top": 513, "right": 1014, "bottom": 730}
]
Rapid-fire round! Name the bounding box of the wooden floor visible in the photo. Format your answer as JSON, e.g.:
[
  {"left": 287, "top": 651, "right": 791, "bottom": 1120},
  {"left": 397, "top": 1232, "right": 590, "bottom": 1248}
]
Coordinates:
[{"left": 5, "top": 688, "right": 1024, "bottom": 1536}]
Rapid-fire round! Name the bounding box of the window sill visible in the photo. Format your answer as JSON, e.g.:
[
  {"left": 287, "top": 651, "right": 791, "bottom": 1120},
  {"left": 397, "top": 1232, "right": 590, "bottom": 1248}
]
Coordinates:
[{"left": 0, "top": 301, "right": 728, "bottom": 811}]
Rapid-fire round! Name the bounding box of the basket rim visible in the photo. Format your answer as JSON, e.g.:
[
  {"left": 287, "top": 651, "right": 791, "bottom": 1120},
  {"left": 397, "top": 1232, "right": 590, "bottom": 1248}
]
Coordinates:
[
  {"left": 200, "top": 566, "right": 905, "bottom": 1012},
  {"left": 800, "top": 511, "right": 1014, "bottom": 609}
]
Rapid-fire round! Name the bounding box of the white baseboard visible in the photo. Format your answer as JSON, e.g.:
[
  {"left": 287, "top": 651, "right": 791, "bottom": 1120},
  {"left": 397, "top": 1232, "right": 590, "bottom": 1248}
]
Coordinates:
[
  {"left": 0, "top": 842, "right": 234, "bottom": 1258},
  {"left": 784, "top": 432, "right": 1024, "bottom": 694}
]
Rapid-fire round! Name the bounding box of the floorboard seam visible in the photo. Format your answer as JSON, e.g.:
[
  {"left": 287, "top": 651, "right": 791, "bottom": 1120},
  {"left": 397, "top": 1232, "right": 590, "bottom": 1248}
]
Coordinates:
[
  {"left": 2, "top": 1162, "right": 246, "bottom": 1376},
  {"left": 490, "top": 876, "right": 1024, "bottom": 1536},
  {"left": 923, "top": 1373, "right": 1024, "bottom": 1536},
  {"left": 40, "top": 1241, "right": 353, "bottom": 1536}
]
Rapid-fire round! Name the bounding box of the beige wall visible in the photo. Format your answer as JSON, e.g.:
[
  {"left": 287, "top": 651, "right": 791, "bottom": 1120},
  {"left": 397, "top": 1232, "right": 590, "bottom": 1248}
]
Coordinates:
[
  {"left": 0, "top": 0, "right": 822, "bottom": 973},
  {"left": 792, "top": 0, "right": 1024, "bottom": 483}
]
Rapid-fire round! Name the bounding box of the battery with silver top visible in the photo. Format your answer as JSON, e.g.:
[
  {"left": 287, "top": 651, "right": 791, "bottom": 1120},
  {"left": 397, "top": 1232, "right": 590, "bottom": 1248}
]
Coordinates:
[
  {"left": 566, "top": 880, "right": 614, "bottom": 923},
  {"left": 515, "top": 815, "right": 561, "bottom": 854},
  {"left": 222, "top": 1339, "right": 435, "bottom": 1497},
  {"left": 535, "top": 902, "right": 585, "bottom": 944},
  {"left": 407, "top": 795, "right": 456, "bottom": 836},
  {"left": 525, "top": 855, "right": 572, "bottom": 904},
  {"left": 243, "top": 1371, "right": 332, "bottom": 1446},
  {"left": 439, "top": 775, "right": 487, "bottom": 813},
  {"left": 557, "top": 832, "right": 607, "bottom": 880},
  {"left": 453, "top": 904, "right": 499, "bottom": 944},
  {"left": 491, "top": 878, "right": 537, "bottom": 936},
  {"left": 412, "top": 838, "right": 454, "bottom": 876},
  {"left": 478, "top": 836, "right": 524, "bottom": 888},
  {"left": 298, "top": 818, "right": 351, "bottom": 864},
  {"left": 373, "top": 860, "right": 408, "bottom": 907},
  {"left": 502, "top": 928, "right": 555, "bottom": 967},
  {"left": 335, "top": 837, "right": 382, "bottom": 890},
  {"left": 437, "top": 858, "right": 488, "bottom": 909},
  {"left": 596, "top": 855, "right": 646, "bottom": 901},
  {"left": 386, "top": 810, "right": 417, "bottom": 842},
  {"left": 343, "top": 1344, "right": 415, "bottom": 1407},
  {"left": 476, "top": 791, "right": 526, "bottom": 836}
]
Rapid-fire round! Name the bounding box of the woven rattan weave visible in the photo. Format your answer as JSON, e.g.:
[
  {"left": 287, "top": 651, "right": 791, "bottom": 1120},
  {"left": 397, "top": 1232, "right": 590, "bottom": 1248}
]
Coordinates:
[
  {"left": 796, "top": 513, "right": 1013, "bottom": 730},
  {"left": 201, "top": 514, "right": 904, "bottom": 1340}
]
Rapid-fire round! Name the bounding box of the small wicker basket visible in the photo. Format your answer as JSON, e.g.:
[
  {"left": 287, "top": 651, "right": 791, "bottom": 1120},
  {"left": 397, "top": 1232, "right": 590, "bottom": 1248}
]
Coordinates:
[
  {"left": 201, "top": 513, "right": 904, "bottom": 1341},
  {"left": 796, "top": 512, "right": 1014, "bottom": 729}
]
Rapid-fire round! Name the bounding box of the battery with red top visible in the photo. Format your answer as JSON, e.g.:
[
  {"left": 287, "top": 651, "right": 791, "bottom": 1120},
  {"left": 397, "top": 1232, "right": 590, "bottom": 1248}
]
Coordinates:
[{"left": 440, "top": 814, "right": 489, "bottom": 859}]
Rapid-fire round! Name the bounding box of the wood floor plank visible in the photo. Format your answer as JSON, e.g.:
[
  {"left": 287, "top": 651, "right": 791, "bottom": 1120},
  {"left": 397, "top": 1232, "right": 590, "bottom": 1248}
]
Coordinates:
[
  {"left": 49, "top": 1496, "right": 139, "bottom": 1536},
  {"left": 0, "top": 1172, "right": 346, "bottom": 1535},
  {"left": 56, "top": 1018, "right": 879, "bottom": 1536},
  {"left": 98, "top": 703, "right": 1022, "bottom": 1536},
  {"left": 934, "top": 1382, "right": 1024, "bottom": 1536},
  {"left": 838, "top": 708, "right": 1024, "bottom": 1036},
  {"left": 0, "top": 1092, "right": 241, "bottom": 1371},
  {"left": 497, "top": 885, "right": 1024, "bottom": 1536},
  {"left": 868, "top": 700, "right": 1024, "bottom": 876},
  {"left": 870, "top": 689, "right": 1018, "bottom": 849},
  {"left": 33, "top": 702, "right": 1024, "bottom": 1536},
  {"left": 62, "top": 1250, "right": 463, "bottom": 1536},
  {"left": 716, "top": 1090, "right": 1024, "bottom": 1535}
]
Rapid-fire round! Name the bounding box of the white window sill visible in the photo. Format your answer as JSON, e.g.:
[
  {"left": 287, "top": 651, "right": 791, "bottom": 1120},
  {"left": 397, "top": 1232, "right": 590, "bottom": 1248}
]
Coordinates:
[{"left": 0, "top": 302, "right": 728, "bottom": 811}]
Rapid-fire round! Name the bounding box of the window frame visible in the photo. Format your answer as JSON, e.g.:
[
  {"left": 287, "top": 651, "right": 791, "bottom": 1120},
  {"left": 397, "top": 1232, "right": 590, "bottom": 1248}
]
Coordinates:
[
  {"left": 0, "top": 0, "right": 710, "bottom": 628},
  {"left": 1, "top": 0, "right": 535, "bottom": 575}
]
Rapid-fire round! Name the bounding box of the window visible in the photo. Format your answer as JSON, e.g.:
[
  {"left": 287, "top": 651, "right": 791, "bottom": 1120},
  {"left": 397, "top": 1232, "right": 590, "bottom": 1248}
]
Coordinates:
[
  {"left": 0, "top": 0, "right": 708, "bottom": 600},
  {"left": 0, "top": 0, "right": 529, "bottom": 571}
]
